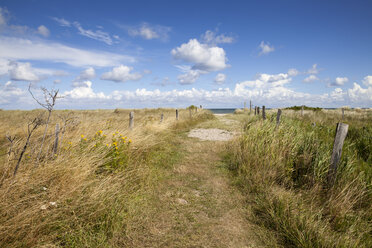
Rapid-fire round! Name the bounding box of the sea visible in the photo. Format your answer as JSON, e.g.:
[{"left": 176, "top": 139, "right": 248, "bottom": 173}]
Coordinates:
[{"left": 207, "top": 108, "right": 237, "bottom": 114}]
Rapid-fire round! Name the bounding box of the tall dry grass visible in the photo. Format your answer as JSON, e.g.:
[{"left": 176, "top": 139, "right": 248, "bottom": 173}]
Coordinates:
[
  {"left": 226, "top": 109, "right": 372, "bottom": 247},
  {"left": 0, "top": 108, "right": 214, "bottom": 247}
]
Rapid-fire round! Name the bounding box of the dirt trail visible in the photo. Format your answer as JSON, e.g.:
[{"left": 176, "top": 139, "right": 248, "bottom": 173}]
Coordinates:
[{"left": 131, "top": 116, "right": 259, "bottom": 247}]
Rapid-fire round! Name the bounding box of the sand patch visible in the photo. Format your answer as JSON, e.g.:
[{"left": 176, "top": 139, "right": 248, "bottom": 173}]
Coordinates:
[{"left": 188, "top": 128, "right": 235, "bottom": 141}]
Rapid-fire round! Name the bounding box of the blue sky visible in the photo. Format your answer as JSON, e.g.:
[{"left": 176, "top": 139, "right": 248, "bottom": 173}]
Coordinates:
[{"left": 0, "top": 0, "right": 371, "bottom": 109}]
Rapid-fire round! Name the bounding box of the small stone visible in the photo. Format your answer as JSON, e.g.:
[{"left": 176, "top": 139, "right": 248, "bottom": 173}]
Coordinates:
[
  {"left": 40, "top": 205, "right": 47, "bottom": 210},
  {"left": 42, "top": 187, "right": 47, "bottom": 191},
  {"left": 176, "top": 198, "right": 188, "bottom": 205},
  {"left": 49, "top": 202, "right": 57, "bottom": 206}
]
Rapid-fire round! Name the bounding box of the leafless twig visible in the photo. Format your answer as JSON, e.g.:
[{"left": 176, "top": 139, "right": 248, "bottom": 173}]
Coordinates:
[
  {"left": 28, "top": 85, "right": 62, "bottom": 162},
  {"left": 14, "top": 116, "right": 44, "bottom": 176}
]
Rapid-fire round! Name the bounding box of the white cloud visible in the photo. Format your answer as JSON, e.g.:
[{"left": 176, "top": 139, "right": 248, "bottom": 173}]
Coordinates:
[
  {"left": 2, "top": 69, "right": 372, "bottom": 109},
  {"left": 288, "top": 68, "right": 300, "bottom": 77},
  {"left": 63, "top": 81, "right": 108, "bottom": 99},
  {"left": 201, "top": 30, "right": 234, "bottom": 45},
  {"left": 362, "top": 75, "right": 372, "bottom": 87},
  {"left": 52, "top": 17, "right": 71, "bottom": 27},
  {"left": 172, "top": 39, "right": 228, "bottom": 72},
  {"left": 75, "top": 67, "right": 95, "bottom": 82},
  {"left": 303, "top": 75, "right": 319, "bottom": 83},
  {"left": 178, "top": 70, "right": 202, "bottom": 85},
  {"left": 307, "top": 64, "right": 320, "bottom": 74},
  {"left": 8, "top": 61, "right": 40, "bottom": 81},
  {"left": 37, "top": 25, "right": 50, "bottom": 37},
  {"left": 73, "top": 22, "right": 113, "bottom": 45},
  {"left": 214, "top": 73, "right": 226, "bottom": 84},
  {"left": 330, "top": 77, "right": 348, "bottom": 86},
  {"left": 0, "top": 37, "right": 134, "bottom": 67},
  {"left": 101, "top": 65, "right": 143, "bottom": 83},
  {"left": 128, "top": 22, "right": 171, "bottom": 41},
  {"left": 0, "top": 81, "right": 27, "bottom": 105},
  {"left": 347, "top": 82, "right": 372, "bottom": 104},
  {"left": 258, "top": 41, "right": 275, "bottom": 56}
]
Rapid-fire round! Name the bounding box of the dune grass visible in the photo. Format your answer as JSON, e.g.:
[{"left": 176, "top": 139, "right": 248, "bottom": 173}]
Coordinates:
[
  {"left": 0, "top": 108, "right": 214, "bottom": 247},
  {"left": 225, "top": 109, "right": 372, "bottom": 247}
]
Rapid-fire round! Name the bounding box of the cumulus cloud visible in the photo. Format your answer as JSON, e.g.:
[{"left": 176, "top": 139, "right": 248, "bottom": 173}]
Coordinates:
[
  {"left": 74, "top": 67, "right": 95, "bottom": 82},
  {"left": 348, "top": 82, "right": 372, "bottom": 104},
  {"left": 8, "top": 61, "right": 41, "bottom": 81},
  {"left": 37, "top": 25, "right": 50, "bottom": 37},
  {"left": 63, "top": 81, "right": 108, "bottom": 99},
  {"left": 3, "top": 71, "right": 372, "bottom": 109},
  {"left": 128, "top": 22, "right": 171, "bottom": 41},
  {"left": 303, "top": 75, "right": 319, "bottom": 83},
  {"left": 307, "top": 64, "right": 320, "bottom": 74},
  {"left": 201, "top": 30, "right": 234, "bottom": 45},
  {"left": 0, "top": 81, "right": 27, "bottom": 105},
  {"left": 172, "top": 39, "right": 228, "bottom": 72},
  {"left": 258, "top": 41, "right": 275, "bottom": 56},
  {"left": 330, "top": 77, "right": 348, "bottom": 86},
  {"left": 101, "top": 65, "right": 143, "bottom": 83},
  {"left": 178, "top": 70, "right": 202, "bottom": 85},
  {"left": 0, "top": 37, "right": 134, "bottom": 67},
  {"left": 362, "top": 75, "right": 372, "bottom": 87},
  {"left": 214, "top": 73, "right": 226, "bottom": 84}
]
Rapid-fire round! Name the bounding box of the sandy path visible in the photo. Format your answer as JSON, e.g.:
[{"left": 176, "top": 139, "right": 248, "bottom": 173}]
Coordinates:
[{"left": 130, "top": 116, "right": 259, "bottom": 247}]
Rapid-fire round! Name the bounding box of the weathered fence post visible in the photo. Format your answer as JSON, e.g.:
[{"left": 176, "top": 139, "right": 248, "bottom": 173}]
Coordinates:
[
  {"left": 160, "top": 113, "right": 164, "bottom": 123},
  {"left": 342, "top": 108, "right": 345, "bottom": 120},
  {"left": 176, "top": 109, "right": 179, "bottom": 120},
  {"left": 200, "top": 105, "right": 202, "bottom": 109},
  {"left": 250, "top": 100, "right": 252, "bottom": 114},
  {"left": 276, "top": 109, "right": 282, "bottom": 128},
  {"left": 301, "top": 105, "right": 304, "bottom": 116},
  {"left": 53, "top": 123, "right": 60, "bottom": 155},
  {"left": 254, "top": 106, "right": 257, "bottom": 115},
  {"left": 129, "top": 111, "right": 134, "bottom": 129},
  {"left": 257, "top": 106, "right": 260, "bottom": 115},
  {"left": 327, "top": 123, "right": 349, "bottom": 186},
  {"left": 262, "top": 106, "right": 266, "bottom": 120}
]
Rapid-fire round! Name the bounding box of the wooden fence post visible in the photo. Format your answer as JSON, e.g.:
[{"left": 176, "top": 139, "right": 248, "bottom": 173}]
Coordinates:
[
  {"left": 176, "top": 109, "right": 179, "bottom": 120},
  {"left": 53, "top": 123, "right": 60, "bottom": 155},
  {"left": 254, "top": 106, "right": 256, "bottom": 115},
  {"left": 327, "top": 123, "right": 349, "bottom": 186},
  {"left": 160, "top": 113, "right": 164, "bottom": 123},
  {"left": 129, "top": 111, "right": 134, "bottom": 129},
  {"left": 250, "top": 100, "right": 252, "bottom": 114},
  {"left": 276, "top": 109, "right": 282, "bottom": 128},
  {"left": 257, "top": 106, "right": 260, "bottom": 115},
  {"left": 262, "top": 106, "right": 266, "bottom": 120}
]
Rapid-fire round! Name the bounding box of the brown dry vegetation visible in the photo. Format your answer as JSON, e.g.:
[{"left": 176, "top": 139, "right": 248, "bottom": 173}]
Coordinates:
[{"left": 0, "top": 108, "right": 215, "bottom": 247}]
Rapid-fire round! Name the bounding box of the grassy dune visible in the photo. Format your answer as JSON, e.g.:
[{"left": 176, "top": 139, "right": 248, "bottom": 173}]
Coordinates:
[
  {"left": 225, "top": 109, "right": 372, "bottom": 247},
  {"left": 0, "top": 108, "right": 214, "bottom": 247}
]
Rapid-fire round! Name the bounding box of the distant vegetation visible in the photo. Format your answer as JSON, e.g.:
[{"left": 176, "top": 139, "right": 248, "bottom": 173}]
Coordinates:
[{"left": 285, "top": 105, "right": 323, "bottom": 111}]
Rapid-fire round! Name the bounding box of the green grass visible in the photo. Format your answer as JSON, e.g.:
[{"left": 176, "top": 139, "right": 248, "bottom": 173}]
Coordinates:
[{"left": 224, "top": 110, "right": 372, "bottom": 247}]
